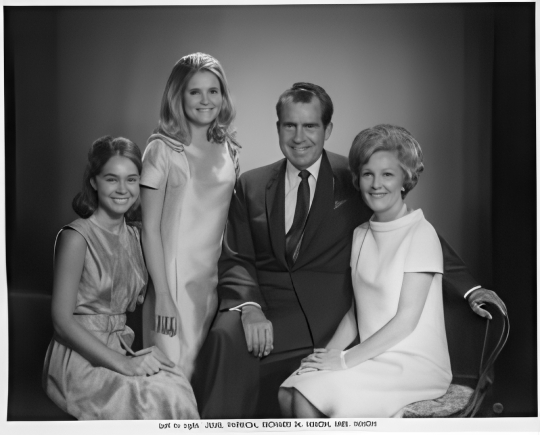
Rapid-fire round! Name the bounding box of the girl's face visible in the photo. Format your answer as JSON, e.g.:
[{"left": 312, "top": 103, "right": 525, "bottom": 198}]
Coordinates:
[
  {"left": 359, "top": 150, "right": 406, "bottom": 222},
  {"left": 90, "top": 155, "right": 140, "bottom": 219},
  {"left": 183, "top": 70, "right": 223, "bottom": 129}
]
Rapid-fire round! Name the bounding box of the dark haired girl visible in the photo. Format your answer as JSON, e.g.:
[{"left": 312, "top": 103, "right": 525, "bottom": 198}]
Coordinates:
[{"left": 42, "top": 136, "right": 199, "bottom": 420}]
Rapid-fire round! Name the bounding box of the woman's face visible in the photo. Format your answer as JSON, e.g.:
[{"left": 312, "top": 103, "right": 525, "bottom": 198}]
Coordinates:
[
  {"left": 183, "top": 70, "right": 223, "bottom": 129},
  {"left": 90, "top": 155, "right": 140, "bottom": 219},
  {"left": 359, "top": 150, "right": 406, "bottom": 222}
]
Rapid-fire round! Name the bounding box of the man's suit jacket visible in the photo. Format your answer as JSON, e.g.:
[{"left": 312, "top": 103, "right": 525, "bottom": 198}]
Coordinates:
[{"left": 217, "top": 150, "right": 479, "bottom": 355}]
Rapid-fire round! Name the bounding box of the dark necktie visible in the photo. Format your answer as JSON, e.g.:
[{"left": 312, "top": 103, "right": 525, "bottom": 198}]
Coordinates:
[{"left": 286, "top": 169, "right": 310, "bottom": 266}]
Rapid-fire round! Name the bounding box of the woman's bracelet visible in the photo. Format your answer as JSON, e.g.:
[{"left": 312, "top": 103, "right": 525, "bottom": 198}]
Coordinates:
[{"left": 340, "top": 350, "right": 348, "bottom": 370}]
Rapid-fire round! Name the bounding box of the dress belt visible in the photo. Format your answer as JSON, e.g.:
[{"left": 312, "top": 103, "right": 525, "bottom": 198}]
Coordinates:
[{"left": 73, "top": 313, "right": 127, "bottom": 333}]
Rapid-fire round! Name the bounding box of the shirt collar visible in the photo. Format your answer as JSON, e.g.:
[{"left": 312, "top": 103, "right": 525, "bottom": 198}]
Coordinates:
[{"left": 286, "top": 153, "right": 323, "bottom": 185}]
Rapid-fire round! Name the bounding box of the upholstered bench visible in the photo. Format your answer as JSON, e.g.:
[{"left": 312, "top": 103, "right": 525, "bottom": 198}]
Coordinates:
[
  {"left": 403, "top": 384, "right": 475, "bottom": 418},
  {"left": 7, "top": 290, "right": 507, "bottom": 420}
]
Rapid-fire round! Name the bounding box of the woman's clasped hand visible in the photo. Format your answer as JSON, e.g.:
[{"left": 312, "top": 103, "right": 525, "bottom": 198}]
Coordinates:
[
  {"left": 296, "top": 348, "right": 344, "bottom": 374},
  {"left": 124, "top": 346, "right": 178, "bottom": 377}
]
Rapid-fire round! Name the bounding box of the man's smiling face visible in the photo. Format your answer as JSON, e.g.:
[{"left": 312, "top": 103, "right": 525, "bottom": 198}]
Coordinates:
[{"left": 277, "top": 99, "right": 332, "bottom": 170}]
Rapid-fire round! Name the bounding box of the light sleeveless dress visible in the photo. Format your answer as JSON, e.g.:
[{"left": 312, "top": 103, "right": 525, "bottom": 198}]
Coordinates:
[
  {"left": 281, "top": 209, "right": 452, "bottom": 417},
  {"left": 42, "top": 216, "right": 199, "bottom": 420},
  {"left": 140, "top": 133, "right": 238, "bottom": 380}
]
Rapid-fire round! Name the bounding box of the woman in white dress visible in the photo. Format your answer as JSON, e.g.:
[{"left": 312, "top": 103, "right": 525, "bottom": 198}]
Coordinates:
[
  {"left": 140, "top": 53, "right": 239, "bottom": 380},
  {"left": 279, "top": 124, "right": 452, "bottom": 418}
]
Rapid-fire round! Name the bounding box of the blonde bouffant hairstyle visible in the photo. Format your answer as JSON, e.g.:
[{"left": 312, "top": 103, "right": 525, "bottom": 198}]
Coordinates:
[
  {"left": 348, "top": 124, "right": 424, "bottom": 198},
  {"left": 157, "top": 52, "right": 236, "bottom": 145}
]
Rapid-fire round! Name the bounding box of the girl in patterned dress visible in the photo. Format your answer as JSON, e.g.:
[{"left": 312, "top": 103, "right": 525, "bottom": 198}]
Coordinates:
[{"left": 43, "top": 136, "right": 199, "bottom": 419}]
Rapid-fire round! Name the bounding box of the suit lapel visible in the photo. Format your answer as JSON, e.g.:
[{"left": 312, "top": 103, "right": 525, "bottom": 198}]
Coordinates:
[
  {"left": 266, "top": 160, "right": 288, "bottom": 268},
  {"left": 292, "top": 151, "right": 335, "bottom": 270}
]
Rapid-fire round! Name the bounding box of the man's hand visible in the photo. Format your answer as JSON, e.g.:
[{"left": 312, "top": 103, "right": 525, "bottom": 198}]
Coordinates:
[
  {"left": 240, "top": 305, "right": 273, "bottom": 358},
  {"left": 467, "top": 287, "right": 507, "bottom": 320}
]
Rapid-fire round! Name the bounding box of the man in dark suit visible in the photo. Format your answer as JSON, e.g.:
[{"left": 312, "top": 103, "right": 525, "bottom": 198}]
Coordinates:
[{"left": 191, "top": 82, "right": 506, "bottom": 419}]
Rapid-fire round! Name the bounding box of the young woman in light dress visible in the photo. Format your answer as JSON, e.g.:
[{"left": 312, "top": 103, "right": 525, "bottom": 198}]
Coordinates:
[
  {"left": 43, "top": 136, "right": 199, "bottom": 419},
  {"left": 279, "top": 124, "right": 452, "bottom": 418},
  {"left": 140, "top": 53, "right": 239, "bottom": 380}
]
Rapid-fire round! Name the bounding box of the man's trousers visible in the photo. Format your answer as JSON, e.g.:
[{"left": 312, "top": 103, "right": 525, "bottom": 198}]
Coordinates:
[{"left": 191, "top": 310, "right": 311, "bottom": 419}]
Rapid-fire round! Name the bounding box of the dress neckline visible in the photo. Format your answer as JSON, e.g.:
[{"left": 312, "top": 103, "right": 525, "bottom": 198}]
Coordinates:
[
  {"left": 88, "top": 215, "right": 126, "bottom": 236},
  {"left": 369, "top": 208, "right": 423, "bottom": 232}
]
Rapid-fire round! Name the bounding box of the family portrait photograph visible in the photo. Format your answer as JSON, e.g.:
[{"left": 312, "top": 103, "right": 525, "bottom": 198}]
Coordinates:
[{"left": 1, "top": 1, "right": 537, "bottom": 434}]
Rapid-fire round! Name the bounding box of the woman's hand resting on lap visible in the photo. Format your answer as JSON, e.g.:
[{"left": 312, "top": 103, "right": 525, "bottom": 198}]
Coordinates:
[
  {"left": 123, "top": 346, "right": 176, "bottom": 376},
  {"left": 296, "top": 348, "right": 344, "bottom": 374}
]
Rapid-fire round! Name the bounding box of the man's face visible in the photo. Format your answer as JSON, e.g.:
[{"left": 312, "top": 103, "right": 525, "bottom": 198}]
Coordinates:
[{"left": 277, "top": 99, "right": 333, "bottom": 170}]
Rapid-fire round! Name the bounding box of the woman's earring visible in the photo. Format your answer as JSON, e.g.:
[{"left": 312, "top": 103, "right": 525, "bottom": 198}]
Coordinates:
[{"left": 401, "top": 187, "right": 405, "bottom": 192}]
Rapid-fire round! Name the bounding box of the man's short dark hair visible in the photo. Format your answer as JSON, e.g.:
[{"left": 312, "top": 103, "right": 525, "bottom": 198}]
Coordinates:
[{"left": 276, "top": 82, "right": 334, "bottom": 128}]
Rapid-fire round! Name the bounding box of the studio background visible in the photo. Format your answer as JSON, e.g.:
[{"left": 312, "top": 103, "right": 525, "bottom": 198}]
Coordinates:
[{"left": 4, "top": 3, "right": 536, "bottom": 420}]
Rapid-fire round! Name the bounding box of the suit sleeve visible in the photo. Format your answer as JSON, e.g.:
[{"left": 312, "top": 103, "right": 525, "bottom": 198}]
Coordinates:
[
  {"left": 438, "top": 233, "right": 480, "bottom": 298},
  {"left": 217, "top": 177, "right": 267, "bottom": 311}
]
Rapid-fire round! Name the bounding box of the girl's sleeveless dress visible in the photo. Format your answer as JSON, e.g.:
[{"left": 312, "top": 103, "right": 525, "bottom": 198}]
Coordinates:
[
  {"left": 281, "top": 209, "right": 452, "bottom": 417},
  {"left": 42, "top": 216, "right": 199, "bottom": 420},
  {"left": 140, "top": 133, "right": 238, "bottom": 380}
]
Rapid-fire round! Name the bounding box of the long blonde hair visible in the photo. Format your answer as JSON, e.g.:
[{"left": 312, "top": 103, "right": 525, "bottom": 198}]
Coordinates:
[{"left": 157, "top": 52, "right": 236, "bottom": 145}]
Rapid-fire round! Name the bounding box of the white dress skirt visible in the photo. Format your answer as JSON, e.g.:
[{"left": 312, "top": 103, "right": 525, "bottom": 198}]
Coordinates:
[{"left": 281, "top": 209, "right": 452, "bottom": 417}]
